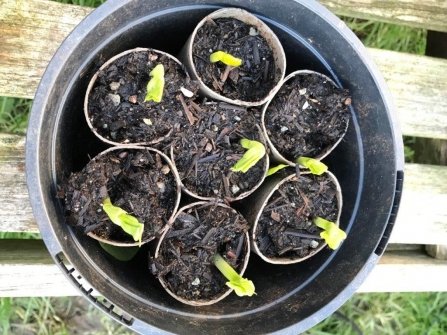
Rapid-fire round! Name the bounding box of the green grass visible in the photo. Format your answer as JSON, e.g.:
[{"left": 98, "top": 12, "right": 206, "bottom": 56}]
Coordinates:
[
  {"left": 0, "top": 297, "right": 135, "bottom": 335},
  {"left": 0, "top": 97, "right": 31, "bottom": 134},
  {"left": 308, "top": 292, "right": 447, "bottom": 334},
  {"left": 343, "top": 17, "right": 427, "bottom": 55}
]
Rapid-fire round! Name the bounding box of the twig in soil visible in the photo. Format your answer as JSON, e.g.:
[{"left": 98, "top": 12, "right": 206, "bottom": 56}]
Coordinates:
[
  {"left": 263, "top": 60, "right": 270, "bottom": 82},
  {"left": 177, "top": 94, "right": 195, "bottom": 125},
  {"left": 218, "top": 102, "right": 247, "bottom": 111},
  {"left": 236, "top": 234, "right": 245, "bottom": 259},
  {"left": 185, "top": 148, "right": 202, "bottom": 178},
  {"left": 190, "top": 100, "right": 204, "bottom": 113},
  {"left": 278, "top": 246, "right": 294, "bottom": 255},
  {"left": 166, "top": 227, "right": 195, "bottom": 239},
  {"left": 201, "top": 227, "right": 217, "bottom": 245},
  {"left": 212, "top": 74, "right": 223, "bottom": 91},
  {"left": 193, "top": 53, "right": 208, "bottom": 64},
  {"left": 263, "top": 203, "right": 294, "bottom": 212},
  {"left": 222, "top": 173, "right": 231, "bottom": 197},
  {"left": 252, "top": 41, "right": 260, "bottom": 65},
  {"left": 295, "top": 186, "right": 310, "bottom": 211},
  {"left": 264, "top": 196, "right": 284, "bottom": 210},
  {"left": 197, "top": 153, "right": 220, "bottom": 164},
  {"left": 283, "top": 228, "right": 322, "bottom": 239},
  {"left": 221, "top": 66, "right": 232, "bottom": 83}
]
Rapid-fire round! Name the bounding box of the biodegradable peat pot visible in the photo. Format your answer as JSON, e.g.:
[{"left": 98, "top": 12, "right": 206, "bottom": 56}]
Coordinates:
[
  {"left": 171, "top": 101, "right": 269, "bottom": 202},
  {"left": 262, "top": 70, "right": 351, "bottom": 167},
  {"left": 153, "top": 202, "right": 250, "bottom": 306},
  {"left": 242, "top": 171, "right": 342, "bottom": 265},
  {"left": 26, "top": 1, "right": 404, "bottom": 334},
  {"left": 64, "top": 145, "right": 182, "bottom": 247},
  {"left": 85, "top": 48, "right": 198, "bottom": 146},
  {"left": 179, "top": 8, "right": 286, "bottom": 107}
]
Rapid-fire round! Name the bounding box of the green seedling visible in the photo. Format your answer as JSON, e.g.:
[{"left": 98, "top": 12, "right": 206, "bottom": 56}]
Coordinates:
[
  {"left": 144, "top": 64, "right": 165, "bottom": 103},
  {"left": 212, "top": 253, "right": 255, "bottom": 297},
  {"left": 296, "top": 156, "right": 328, "bottom": 175},
  {"left": 313, "top": 216, "right": 346, "bottom": 250},
  {"left": 231, "top": 139, "right": 266, "bottom": 173},
  {"left": 102, "top": 198, "right": 144, "bottom": 247},
  {"left": 209, "top": 51, "right": 242, "bottom": 67},
  {"left": 266, "top": 164, "right": 289, "bottom": 176}
]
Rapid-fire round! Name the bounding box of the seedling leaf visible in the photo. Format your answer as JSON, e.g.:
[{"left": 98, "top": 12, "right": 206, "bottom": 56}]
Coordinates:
[
  {"left": 209, "top": 51, "right": 242, "bottom": 67},
  {"left": 212, "top": 253, "right": 255, "bottom": 297},
  {"left": 102, "top": 198, "right": 144, "bottom": 247},
  {"left": 296, "top": 156, "right": 328, "bottom": 175},
  {"left": 266, "top": 164, "right": 289, "bottom": 176},
  {"left": 144, "top": 64, "right": 165, "bottom": 103},
  {"left": 313, "top": 217, "right": 346, "bottom": 250},
  {"left": 231, "top": 139, "right": 266, "bottom": 173}
]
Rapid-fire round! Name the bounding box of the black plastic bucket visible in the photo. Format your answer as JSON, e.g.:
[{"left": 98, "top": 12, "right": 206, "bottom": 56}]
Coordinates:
[{"left": 26, "top": 0, "right": 404, "bottom": 333}]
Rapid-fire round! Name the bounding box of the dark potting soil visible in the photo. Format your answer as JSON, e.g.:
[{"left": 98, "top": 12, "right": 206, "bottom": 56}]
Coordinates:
[
  {"left": 88, "top": 50, "right": 199, "bottom": 145},
  {"left": 64, "top": 149, "right": 177, "bottom": 243},
  {"left": 264, "top": 73, "right": 351, "bottom": 161},
  {"left": 154, "top": 204, "right": 249, "bottom": 301},
  {"left": 256, "top": 174, "right": 339, "bottom": 260},
  {"left": 193, "top": 18, "right": 277, "bottom": 102},
  {"left": 166, "top": 101, "right": 267, "bottom": 199}
]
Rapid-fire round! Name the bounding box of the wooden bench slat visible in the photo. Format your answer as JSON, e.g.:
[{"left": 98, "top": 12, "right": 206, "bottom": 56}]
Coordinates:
[
  {"left": 0, "top": 240, "right": 444, "bottom": 297},
  {"left": 319, "top": 0, "right": 447, "bottom": 33},
  {"left": 1, "top": 1, "right": 446, "bottom": 139},
  {"left": 2, "top": 134, "right": 447, "bottom": 244},
  {"left": 369, "top": 49, "right": 447, "bottom": 140},
  {"left": 0, "top": 0, "right": 93, "bottom": 99}
]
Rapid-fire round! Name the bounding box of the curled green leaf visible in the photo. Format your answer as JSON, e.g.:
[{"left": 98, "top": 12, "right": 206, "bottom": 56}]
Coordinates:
[
  {"left": 231, "top": 139, "right": 266, "bottom": 173},
  {"left": 209, "top": 51, "right": 242, "bottom": 67},
  {"left": 102, "top": 198, "right": 144, "bottom": 247},
  {"left": 266, "top": 164, "right": 289, "bottom": 176},
  {"left": 144, "top": 64, "right": 165, "bottom": 103},
  {"left": 296, "top": 157, "right": 328, "bottom": 175},
  {"left": 212, "top": 253, "right": 256, "bottom": 297},
  {"left": 313, "top": 216, "right": 346, "bottom": 250}
]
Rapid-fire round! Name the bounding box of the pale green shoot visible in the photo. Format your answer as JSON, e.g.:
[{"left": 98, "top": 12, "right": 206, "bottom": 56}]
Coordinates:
[
  {"left": 313, "top": 217, "right": 346, "bottom": 250},
  {"left": 209, "top": 51, "right": 242, "bottom": 67},
  {"left": 231, "top": 139, "right": 266, "bottom": 173},
  {"left": 266, "top": 164, "right": 289, "bottom": 176},
  {"left": 144, "top": 64, "right": 165, "bottom": 103},
  {"left": 296, "top": 157, "right": 328, "bottom": 175},
  {"left": 212, "top": 253, "right": 255, "bottom": 297},
  {"left": 102, "top": 198, "right": 144, "bottom": 247}
]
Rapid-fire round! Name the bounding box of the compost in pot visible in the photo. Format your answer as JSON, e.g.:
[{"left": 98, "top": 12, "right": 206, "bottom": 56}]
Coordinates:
[
  {"left": 263, "top": 72, "right": 351, "bottom": 162},
  {"left": 172, "top": 101, "right": 267, "bottom": 200},
  {"left": 153, "top": 202, "right": 251, "bottom": 304},
  {"left": 64, "top": 147, "right": 178, "bottom": 245},
  {"left": 193, "top": 17, "right": 276, "bottom": 102},
  {"left": 255, "top": 172, "right": 342, "bottom": 261},
  {"left": 87, "top": 49, "right": 199, "bottom": 145}
]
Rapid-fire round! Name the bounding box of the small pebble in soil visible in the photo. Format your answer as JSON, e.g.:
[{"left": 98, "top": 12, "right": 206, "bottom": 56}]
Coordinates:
[
  {"left": 107, "top": 94, "right": 120, "bottom": 107},
  {"left": 109, "top": 82, "right": 120, "bottom": 91}
]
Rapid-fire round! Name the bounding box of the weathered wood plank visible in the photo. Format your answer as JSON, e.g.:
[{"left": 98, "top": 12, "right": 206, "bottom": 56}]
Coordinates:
[
  {"left": 318, "top": 0, "right": 447, "bottom": 33},
  {"left": 0, "top": 0, "right": 94, "bottom": 99},
  {"left": 0, "top": 240, "right": 444, "bottom": 296},
  {"left": 358, "top": 250, "right": 447, "bottom": 292},
  {"left": 0, "top": 134, "right": 37, "bottom": 232},
  {"left": 389, "top": 164, "right": 447, "bottom": 245},
  {"left": 369, "top": 49, "right": 447, "bottom": 140},
  {"left": 2, "top": 134, "right": 447, "bottom": 244},
  {"left": 1, "top": 1, "right": 447, "bottom": 139}
]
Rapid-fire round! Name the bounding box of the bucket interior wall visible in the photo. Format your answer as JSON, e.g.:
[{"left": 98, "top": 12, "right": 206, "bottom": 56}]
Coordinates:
[{"left": 30, "top": 1, "right": 401, "bottom": 333}]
